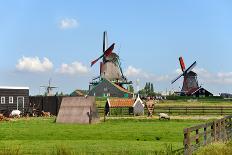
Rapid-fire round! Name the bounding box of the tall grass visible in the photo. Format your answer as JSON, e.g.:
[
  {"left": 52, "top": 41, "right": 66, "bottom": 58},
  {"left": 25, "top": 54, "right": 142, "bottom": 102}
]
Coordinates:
[
  {"left": 0, "top": 144, "right": 183, "bottom": 155},
  {"left": 196, "top": 141, "right": 232, "bottom": 155}
]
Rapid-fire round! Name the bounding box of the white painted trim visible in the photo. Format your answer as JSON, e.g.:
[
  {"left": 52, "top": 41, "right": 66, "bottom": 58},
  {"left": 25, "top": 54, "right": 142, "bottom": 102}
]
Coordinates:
[
  {"left": 9, "top": 96, "right": 13, "bottom": 104},
  {"left": 133, "top": 95, "right": 144, "bottom": 107},
  {"left": 107, "top": 98, "right": 111, "bottom": 107},
  {"left": 1, "top": 97, "right": 5, "bottom": 104},
  {"left": 17, "top": 96, "right": 24, "bottom": 110},
  {"left": 0, "top": 86, "right": 29, "bottom": 90}
]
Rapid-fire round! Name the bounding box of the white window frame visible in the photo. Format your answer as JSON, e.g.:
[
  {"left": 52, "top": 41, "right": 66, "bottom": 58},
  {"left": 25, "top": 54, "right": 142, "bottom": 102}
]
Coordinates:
[
  {"left": 9, "top": 96, "right": 13, "bottom": 104},
  {"left": 1, "top": 97, "right": 5, "bottom": 104},
  {"left": 17, "top": 96, "right": 24, "bottom": 110}
]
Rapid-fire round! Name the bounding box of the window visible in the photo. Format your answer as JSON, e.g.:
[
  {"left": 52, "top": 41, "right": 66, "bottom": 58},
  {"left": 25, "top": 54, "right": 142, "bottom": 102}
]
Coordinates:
[
  {"left": 9, "top": 96, "right": 13, "bottom": 103},
  {"left": 1, "top": 97, "right": 5, "bottom": 104}
]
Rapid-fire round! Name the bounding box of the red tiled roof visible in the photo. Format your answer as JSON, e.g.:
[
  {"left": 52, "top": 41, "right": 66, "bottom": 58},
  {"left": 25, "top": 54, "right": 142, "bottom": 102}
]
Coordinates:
[{"left": 108, "top": 98, "right": 135, "bottom": 107}]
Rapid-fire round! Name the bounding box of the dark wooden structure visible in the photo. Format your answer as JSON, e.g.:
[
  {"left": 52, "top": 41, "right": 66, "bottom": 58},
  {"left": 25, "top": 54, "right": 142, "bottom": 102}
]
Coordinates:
[
  {"left": 29, "top": 96, "right": 63, "bottom": 116},
  {"left": 0, "top": 86, "right": 29, "bottom": 114},
  {"left": 89, "top": 78, "right": 133, "bottom": 98}
]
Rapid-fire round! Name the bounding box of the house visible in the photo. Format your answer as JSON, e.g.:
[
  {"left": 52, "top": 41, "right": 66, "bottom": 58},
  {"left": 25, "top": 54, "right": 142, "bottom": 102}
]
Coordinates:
[
  {"left": 189, "top": 87, "right": 213, "bottom": 97},
  {"left": 105, "top": 95, "right": 144, "bottom": 116},
  {"left": 0, "top": 86, "right": 29, "bottom": 113},
  {"left": 88, "top": 78, "right": 133, "bottom": 98}
]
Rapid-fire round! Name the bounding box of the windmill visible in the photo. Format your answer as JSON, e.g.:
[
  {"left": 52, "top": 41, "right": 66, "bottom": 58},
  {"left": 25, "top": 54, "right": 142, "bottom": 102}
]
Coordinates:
[
  {"left": 90, "top": 31, "right": 131, "bottom": 86},
  {"left": 171, "top": 57, "right": 199, "bottom": 95},
  {"left": 40, "top": 78, "right": 58, "bottom": 96}
]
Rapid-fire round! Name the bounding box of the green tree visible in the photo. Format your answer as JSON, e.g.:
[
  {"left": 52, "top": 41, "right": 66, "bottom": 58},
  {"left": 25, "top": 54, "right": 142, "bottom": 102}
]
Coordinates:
[
  {"left": 151, "top": 83, "right": 154, "bottom": 93},
  {"left": 128, "top": 85, "right": 134, "bottom": 93}
]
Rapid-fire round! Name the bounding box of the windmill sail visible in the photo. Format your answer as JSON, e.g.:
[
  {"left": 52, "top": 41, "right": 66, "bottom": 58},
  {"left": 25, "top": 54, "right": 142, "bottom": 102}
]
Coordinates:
[{"left": 91, "top": 43, "right": 115, "bottom": 66}]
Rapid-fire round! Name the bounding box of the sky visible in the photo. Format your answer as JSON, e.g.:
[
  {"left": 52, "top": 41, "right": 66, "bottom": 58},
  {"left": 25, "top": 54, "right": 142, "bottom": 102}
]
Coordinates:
[{"left": 1, "top": 0, "right": 232, "bottom": 95}]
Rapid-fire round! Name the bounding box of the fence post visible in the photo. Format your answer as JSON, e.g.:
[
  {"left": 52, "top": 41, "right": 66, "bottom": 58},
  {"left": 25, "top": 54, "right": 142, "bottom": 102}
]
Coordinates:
[
  {"left": 184, "top": 128, "right": 191, "bottom": 155},
  {"left": 196, "top": 129, "right": 199, "bottom": 145},
  {"left": 203, "top": 127, "right": 207, "bottom": 145},
  {"left": 211, "top": 122, "right": 216, "bottom": 142}
]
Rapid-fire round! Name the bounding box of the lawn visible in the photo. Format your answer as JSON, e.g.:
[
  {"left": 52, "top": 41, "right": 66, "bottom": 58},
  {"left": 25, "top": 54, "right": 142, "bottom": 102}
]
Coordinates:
[{"left": 0, "top": 117, "right": 206, "bottom": 154}]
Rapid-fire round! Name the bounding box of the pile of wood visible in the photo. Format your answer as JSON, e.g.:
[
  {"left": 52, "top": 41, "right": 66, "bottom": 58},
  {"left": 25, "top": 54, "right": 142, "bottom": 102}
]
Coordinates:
[{"left": 0, "top": 113, "right": 10, "bottom": 121}]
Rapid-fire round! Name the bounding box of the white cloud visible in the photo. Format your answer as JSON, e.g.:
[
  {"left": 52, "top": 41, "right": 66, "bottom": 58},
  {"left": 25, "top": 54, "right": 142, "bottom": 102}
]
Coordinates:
[
  {"left": 125, "top": 66, "right": 141, "bottom": 77},
  {"left": 57, "top": 61, "right": 89, "bottom": 75},
  {"left": 125, "top": 65, "right": 170, "bottom": 82},
  {"left": 59, "top": 18, "right": 78, "bottom": 29},
  {"left": 16, "top": 56, "right": 53, "bottom": 72}
]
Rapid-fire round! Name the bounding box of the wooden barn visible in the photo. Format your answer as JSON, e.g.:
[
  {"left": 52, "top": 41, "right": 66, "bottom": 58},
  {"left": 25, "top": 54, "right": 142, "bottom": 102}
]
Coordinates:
[
  {"left": 105, "top": 95, "right": 144, "bottom": 116},
  {"left": 88, "top": 78, "right": 133, "bottom": 98},
  {"left": 0, "top": 86, "right": 29, "bottom": 113},
  {"left": 189, "top": 87, "right": 213, "bottom": 97}
]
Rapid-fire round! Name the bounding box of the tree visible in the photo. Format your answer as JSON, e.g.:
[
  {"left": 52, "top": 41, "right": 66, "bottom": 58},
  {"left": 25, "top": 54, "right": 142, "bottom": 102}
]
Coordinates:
[
  {"left": 151, "top": 83, "right": 154, "bottom": 93},
  {"left": 128, "top": 85, "right": 134, "bottom": 93}
]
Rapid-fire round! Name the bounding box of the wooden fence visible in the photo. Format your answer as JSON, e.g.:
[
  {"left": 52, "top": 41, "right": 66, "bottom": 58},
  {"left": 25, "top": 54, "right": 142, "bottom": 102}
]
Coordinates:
[
  {"left": 97, "top": 106, "right": 232, "bottom": 116},
  {"left": 154, "top": 106, "right": 232, "bottom": 116},
  {"left": 183, "top": 115, "right": 232, "bottom": 155}
]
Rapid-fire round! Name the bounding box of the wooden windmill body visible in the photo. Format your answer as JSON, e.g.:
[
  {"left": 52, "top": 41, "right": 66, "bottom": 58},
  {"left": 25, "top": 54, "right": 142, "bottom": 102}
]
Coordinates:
[{"left": 172, "top": 57, "right": 199, "bottom": 95}]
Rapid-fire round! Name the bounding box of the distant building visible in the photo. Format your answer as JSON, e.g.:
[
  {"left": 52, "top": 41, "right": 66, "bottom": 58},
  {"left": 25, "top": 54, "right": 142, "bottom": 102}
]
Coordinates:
[
  {"left": 105, "top": 95, "right": 144, "bottom": 116},
  {"left": 0, "top": 86, "right": 29, "bottom": 113},
  {"left": 183, "top": 87, "right": 213, "bottom": 97},
  {"left": 70, "top": 90, "right": 88, "bottom": 97},
  {"left": 88, "top": 78, "right": 133, "bottom": 98},
  {"left": 220, "top": 93, "right": 232, "bottom": 98}
]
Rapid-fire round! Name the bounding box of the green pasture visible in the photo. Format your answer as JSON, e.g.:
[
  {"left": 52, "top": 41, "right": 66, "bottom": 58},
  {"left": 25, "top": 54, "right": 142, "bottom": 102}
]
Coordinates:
[{"left": 0, "top": 117, "right": 206, "bottom": 154}]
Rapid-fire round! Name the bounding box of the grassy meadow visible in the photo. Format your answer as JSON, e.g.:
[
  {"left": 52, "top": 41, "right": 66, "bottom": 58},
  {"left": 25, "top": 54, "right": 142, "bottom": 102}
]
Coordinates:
[{"left": 0, "top": 117, "right": 206, "bottom": 154}]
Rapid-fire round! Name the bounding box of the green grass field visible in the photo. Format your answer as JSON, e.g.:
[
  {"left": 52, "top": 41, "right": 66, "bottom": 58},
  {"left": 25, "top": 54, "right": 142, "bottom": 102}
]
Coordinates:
[{"left": 0, "top": 117, "right": 206, "bottom": 154}]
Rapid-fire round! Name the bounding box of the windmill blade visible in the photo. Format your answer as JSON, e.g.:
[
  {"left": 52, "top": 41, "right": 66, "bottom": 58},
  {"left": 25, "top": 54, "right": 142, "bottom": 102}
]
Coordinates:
[
  {"left": 91, "top": 43, "right": 115, "bottom": 67},
  {"left": 171, "top": 72, "right": 184, "bottom": 84},
  {"left": 185, "top": 61, "right": 197, "bottom": 74},
  {"left": 179, "top": 57, "right": 186, "bottom": 72}
]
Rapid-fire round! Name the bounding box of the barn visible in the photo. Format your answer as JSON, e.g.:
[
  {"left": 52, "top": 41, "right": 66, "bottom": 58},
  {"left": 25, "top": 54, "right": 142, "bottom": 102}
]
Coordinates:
[
  {"left": 0, "top": 86, "right": 29, "bottom": 114},
  {"left": 105, "top": 95, "right": 144, "bottom": 116},
  {"left": 189, "top": 87, "right": 213, "bottom": 97},
  {"left": 88, "top": 78, "right": 133, "bottom": 98}
]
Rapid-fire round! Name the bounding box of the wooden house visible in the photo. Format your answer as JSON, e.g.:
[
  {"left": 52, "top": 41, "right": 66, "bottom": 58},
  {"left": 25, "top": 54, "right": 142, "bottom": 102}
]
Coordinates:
[
  {"left": 88, "top": 78, "right": 133, "bottom": 98},
  {"left": 0, "top": 86, "right": 29, "bottom": 113},
  {"left": 105, "top": 95, "right": 144, "bottom": 116}
]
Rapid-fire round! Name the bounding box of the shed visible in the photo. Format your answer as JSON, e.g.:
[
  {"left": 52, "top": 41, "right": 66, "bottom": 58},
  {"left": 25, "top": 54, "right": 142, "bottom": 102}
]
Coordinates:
[
  {"left": 105, "top": 95, "right": 144, "bottom": 116},
  {"left": 56, "top": 96, "right": 99, "bottom": 124},
  {"left": 0, "top": 86, "right": 29, "bottom": 115}
]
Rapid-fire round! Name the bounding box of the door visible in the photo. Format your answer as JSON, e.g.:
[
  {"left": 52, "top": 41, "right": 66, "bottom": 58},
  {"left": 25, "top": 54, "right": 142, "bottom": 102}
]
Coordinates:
[{"left": 17, "top": 96, "right": 24, "bottom": 111}]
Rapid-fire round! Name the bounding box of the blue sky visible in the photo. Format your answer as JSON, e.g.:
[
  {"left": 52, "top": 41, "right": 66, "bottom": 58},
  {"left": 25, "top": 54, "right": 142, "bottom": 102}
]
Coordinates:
[{"left": 1, "top": 0, "right": 232, "bottom": 95}]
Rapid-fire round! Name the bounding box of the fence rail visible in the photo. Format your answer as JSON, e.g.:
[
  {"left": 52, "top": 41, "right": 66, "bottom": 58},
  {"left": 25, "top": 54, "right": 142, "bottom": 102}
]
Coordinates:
[
  {"left": 183, "top": 115, "right": 232, "bottom": 155},
  {"left": 97, "top": 106, "right": 232, "bottom": 116},
  {"left": 154, "top": 106, "right": 232, "bottom": 116}
]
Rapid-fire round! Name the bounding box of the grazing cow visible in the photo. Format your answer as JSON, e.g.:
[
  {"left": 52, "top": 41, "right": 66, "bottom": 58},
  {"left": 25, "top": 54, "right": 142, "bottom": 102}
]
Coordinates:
[
  {"left": 10, "top": 110, "right": 21, "bottom": 118},
  {"left": 158, "top": 113, "right": 170, "bottom": 120}
]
